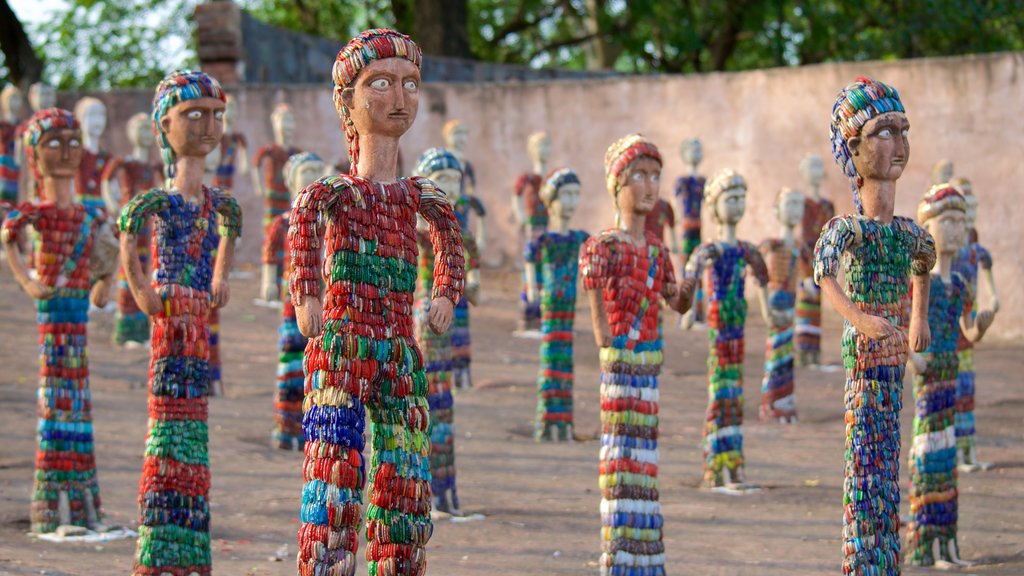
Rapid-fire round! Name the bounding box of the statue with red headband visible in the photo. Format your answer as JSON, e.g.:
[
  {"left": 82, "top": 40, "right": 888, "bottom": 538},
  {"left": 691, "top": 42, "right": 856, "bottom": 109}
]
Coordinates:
[{"left": 288, "top": 29, "right": 465, "bottom": 576}]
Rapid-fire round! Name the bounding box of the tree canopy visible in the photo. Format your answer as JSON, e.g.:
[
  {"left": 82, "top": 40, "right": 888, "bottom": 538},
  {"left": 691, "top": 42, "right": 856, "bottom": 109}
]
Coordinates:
[{"left": 3, "top": 0, "right": 1022, "bottom": 90}]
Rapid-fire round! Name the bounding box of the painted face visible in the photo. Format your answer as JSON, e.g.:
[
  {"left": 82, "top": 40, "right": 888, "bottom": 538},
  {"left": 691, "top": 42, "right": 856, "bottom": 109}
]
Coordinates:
[
  {"left": 448, "top": 126, "right": 468, "bottom": 151},
  {"left": 927, "top": 210, "right": 966, "bottom": 256},
  {"left": 617, "top": 157, "right": 661, "bottom": 217},
  {"left": 714, "top": 186, "right": 747, "bottom": 225},
  {"left": 429, "top": 168, "right": 463, "bottom": 203},
  {"left": 347, "top": 58, "right": 421, "bottom": 139},
  {"left": 550, "top": 182, "right": 580, "bottom": 222},
  {"left": 680, "top": 139, "right": 703, "bottom": 167},
  {"left": 35, "top": 128, "right": 83, "bottom": 181},
  {"left": 29, "top": 84, "right": 56, "bottom": 111},
  {"left": 132, "top": 116, "right": 155, "bottom": 149},
  {"left": 801, "top": 155, "right": 825, "bottom": 186},
  {"left": 777, "top": 191, "right": 805, "bottom": 227},
  {"left": 530, "top": 135, "right": 551, "bottom": 165},
  {"left": 850, "top": 111, "right": 910, "bottom": 183},
  {"left": 274, "top": 109, "right": 296, "bottom": 144},
  {"left": 161, "top": 96, "right": 226, "bottom": 159},
  {"left": 292, "top": 162, "right": 326, "bottom": 198},
  {"left": 81, "top": 101, "right": 107, "bottom": 138}
]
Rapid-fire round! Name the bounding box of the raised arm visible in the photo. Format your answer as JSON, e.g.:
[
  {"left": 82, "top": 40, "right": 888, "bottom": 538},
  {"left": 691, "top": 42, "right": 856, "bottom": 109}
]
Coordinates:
[
  {"left": 2, "top": 204, "right": 51, "bottom": 300},
  {"left": 288, "top": 179, "right": 335, "bottom": 337},
  {"left": 211, "top": 190, "right": 242, "bottom": 309},
  {"left": 118, "top": 189, "right": 169, "bottom": 316},
  {"left": 579, "top": 237, "right": 612, "bottom": 348},
  {"left": 416, "top": 177, "right": 465, "bottom": 334}
]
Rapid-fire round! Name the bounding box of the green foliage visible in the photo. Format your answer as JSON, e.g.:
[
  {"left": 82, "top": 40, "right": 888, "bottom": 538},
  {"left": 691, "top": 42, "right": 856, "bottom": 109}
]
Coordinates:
[
  {"left": 237, "top": 0, "right": 409, "bottom": 41},
  {"left": 33, "top": 0, "right": 198, "bottom": 90}
]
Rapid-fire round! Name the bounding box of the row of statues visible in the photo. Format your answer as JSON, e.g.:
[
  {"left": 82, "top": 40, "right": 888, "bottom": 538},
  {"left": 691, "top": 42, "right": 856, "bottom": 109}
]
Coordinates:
[{"left": 0, "top": 27, "right": 1003, "bottom": 576}]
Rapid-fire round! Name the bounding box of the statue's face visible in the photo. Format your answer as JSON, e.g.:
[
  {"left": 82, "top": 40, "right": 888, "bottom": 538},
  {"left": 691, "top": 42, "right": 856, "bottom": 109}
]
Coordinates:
[
  {"left": 132, "top": 116, "right": 155, "bottom": 149},
  {"left": 550, "top": 182, "right": 580, "bottom": 222},
  {"left": 801, "top": 155, "right": 825, "bottom": 186},
  {"left": 777, "top": 191, "right": 805, "bottom": 227},
  {"left": 346, "top": 57, "right": 421, "bottom": 139},
  {"left": 429, "top": 168, "right": 463, "bottom": 202},
  {"left": 35, "top": 128, "right": 82, "bottom": 180},
  {"left": 714, "top": 186, "right": 747, "bottom": 225},
  {"left": 2, "top": 88, "right": 23, "bottom": 117},
  {"left": 849, "top": 111, "right": 909, "bottom": 184},
  {"left": 680, "top": 139, "right": 703, "bottom": 166},
  {"left": 932, "top": 159, "right": 953, "bottom": 184},
  {"left": 530, "top": 134, "right": 551, "bottom": 164},
  {"left": 29, "top": 84, "right": 56, "bottom": 111},
  {"left": 617, "top": 157, "right": 661, "bottom": 217},
  {"left": 161, "top": 96, "right": 225, "bottom": 159},
  {"left": 447, "top": 125, "right": 468, "bottom": 151},
  {"left": 81, "top": 101, "right": 107, "bottom": 138},
  {"left": 273, "top": 109, "right": 295, "bottom": 143},
  {"left": 926, "top": 210, "right": 966, "bottom": 256},
  {"left": 291, "top": 161, "right": 326, "bottom": 198}
]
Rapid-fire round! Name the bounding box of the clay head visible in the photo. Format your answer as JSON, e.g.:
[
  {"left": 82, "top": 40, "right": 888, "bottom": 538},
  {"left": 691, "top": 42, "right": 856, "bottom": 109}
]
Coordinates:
[
  {"left": 830, "top": 77, "right": 906, "bottom": 214},
  {"left": 0, "top": 85, "right": 23, "bottom": 119},
  {"left": 414, "top": 147, "right": 462, "bottom": 202},
  {"left": 28, "top": 82, "right": 56, "bottom": 111},
  {"left": 332, "top": 28, "right": 422, "bottom": 175},
  {"left": 799, "top": 154, "right": 825, "bottom": 188},
  {"left": 152, "top": 70, "right": 226, "bottom": 177},
  {"left": 126, "top": 112, "right": 154, "bottom": 150},
  {"left": 918, "top": 184, "right": 967, "bottom": 256},
  {"left": 527, "top": 131, "right": 551, "bottom": 166},
  {"left": 73, "top": 97, "right": 107, "bottom": 142},
  {"left": 950, "top": 176, "right": 977, "bottom": 228},
  {"left": 224, "top": 94, "right": 238, "bottom": 130},
  {"left": 284, "top": 152, "right": 325, "bottom": 200},
  {"left": 540, "top": 167, "right": 581, "bottom": 223},
  {"left": 271, "top": 103, "right": 295, "bottom": 145},
  {"left": 705, "top": 168, "right": 747, "bottom": 225},
  {"left": 775, "top": 186, "right": 805, "bottom": 228},
  {"left": 443, "top": 119, "right": 468, "bottom": 152},
  {"left": 604, "top": 134, "right": 662, "bottom": 221},
  {"left": 932, "top": 159, "right": 953, "bottom": 185},
  {"left": 22, "top": 108, "right": 81, "bottom": 190},
  {"left": 679, "top": 138, "right": 703, "bottom": 168}
]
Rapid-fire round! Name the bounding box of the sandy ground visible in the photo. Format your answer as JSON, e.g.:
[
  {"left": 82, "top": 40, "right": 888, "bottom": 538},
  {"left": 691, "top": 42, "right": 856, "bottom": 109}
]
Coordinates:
[{"left": 1, "top": 265, "right": 1022, "bottom": 576}]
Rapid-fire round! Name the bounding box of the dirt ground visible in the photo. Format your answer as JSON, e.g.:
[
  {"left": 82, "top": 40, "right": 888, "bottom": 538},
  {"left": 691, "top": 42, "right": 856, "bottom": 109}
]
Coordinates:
[{"left": 1, "top": 265, "right": 1022, "bottom": 576}]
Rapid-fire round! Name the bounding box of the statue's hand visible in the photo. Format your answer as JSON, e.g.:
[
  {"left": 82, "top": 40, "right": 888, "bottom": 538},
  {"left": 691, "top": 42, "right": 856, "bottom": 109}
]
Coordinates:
[
  {"left": 295, "top": 295, "right": 323, "bottom": 338},
  {"left": 211, "top": 277, "right": 231, "bottom": 309},
  {"left": 428, "top": 296, "right": 454, "bottom": 334},
  {"left": 89, "top": 277, "right": 111, "bottom": 308},
  {"left": 26, "top": 280, "right": 53, "bottom": 301}
]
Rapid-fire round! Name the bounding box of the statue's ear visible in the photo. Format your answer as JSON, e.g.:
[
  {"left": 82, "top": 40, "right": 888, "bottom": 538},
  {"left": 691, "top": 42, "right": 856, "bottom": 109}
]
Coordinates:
[
  {"left": 340, "top": 87, "right": 355, "bottom": 110},
  {"left": 847, "top": 136, "right": 861, "bottom": 157}
]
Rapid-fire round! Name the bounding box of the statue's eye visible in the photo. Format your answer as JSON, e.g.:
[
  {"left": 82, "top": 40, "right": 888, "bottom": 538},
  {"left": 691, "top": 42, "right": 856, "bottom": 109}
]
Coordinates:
[
  {"left": 214, "top": 110, "right": 224, "bottom": 121},
  {"left": 69, "top": 138, "right": 81, "bottom": 148},
  {"left": 186, "top": 110, "right": 203, "bottom": 120},
  {"left": 370, "top": 78, "right": 391, "bottom": 90},
  {"left": 46, "top": 139, "right": 60, "bottom": 148},
  {"left": 403, "top": 80, "right": 418, "bottom": 92}
]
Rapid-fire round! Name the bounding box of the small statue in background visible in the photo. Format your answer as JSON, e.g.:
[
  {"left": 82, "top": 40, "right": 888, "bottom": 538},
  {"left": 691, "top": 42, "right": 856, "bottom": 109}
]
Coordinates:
[
  {"left": 0, "top": 85, "right": 24, "bottom": 208},
  {"left": 254, "top": 102, "right": 300, "bottom": 304},
  {"left": 72, "top": 97, "right": 109, "bottom": 212},
  {"left": 102, "top": 112, "right": 160, "bottom": 347},
  {"left": 526, "top": 168, "right": 587, "bottom": 441},
  {"left": 513, "top": 130, "right": 550, "bottom": 333},
  {"left": 931, "top": 158, "right": 954, "bottom": 186},
  {"left": 759, "top": 188, "right": 811, "bottom": 423},
  {"left": 212, "top": 94, "right": 249, "bottom": 191},
  {"left": 794, "top": 153, "right": 834, "bottom": 367},
  {"left": 686, "top": 169, "right": 772, "bottom": 492},
  {"left": 676, "top": 137, "right": 706, "bottom": 325}
]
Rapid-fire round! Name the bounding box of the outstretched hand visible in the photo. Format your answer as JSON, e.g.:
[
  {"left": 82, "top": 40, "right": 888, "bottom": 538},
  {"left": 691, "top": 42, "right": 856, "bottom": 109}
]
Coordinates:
[
  {"left": 295, "top": 295, "right": 323, "bottom": 338},
  {"left": 25, "top": 279, "right": 53, "bottom": 301},
  {"left": 428, "top": 296, "right": 455, "bottom": 335},
  {"left": 89, "top": 277, "right": 112, "bottom": 308}
]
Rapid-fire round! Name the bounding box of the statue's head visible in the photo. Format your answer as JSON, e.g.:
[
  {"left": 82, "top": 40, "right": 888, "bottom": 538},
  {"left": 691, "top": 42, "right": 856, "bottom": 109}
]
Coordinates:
[
  {"left": 705, "top": 168, "right": 747, "bottom": 226},
  {"left": 332, "top": 28, "right": 422, "bottom": 176},
  {"left": 271, "top": 102, "right": 295, "bottom": 144},
  {"left": 604, "top": 134, "right": 662, "bottom": 223},
  {"left": 830, "top": 77, "right": 906, "bottom": 214},
  {"left": 22, "top": 108, "right": 81, "bottom": 190},
  {"left": 284, "top": 152, "right": 325, "bottom": 201},
  {"left": 126, "top": 112, "right": 154, "bottom": 150},
  {"left": 527, "top": 131, "right": 551, "bottom": 165},
  {"left": 540, "top": 167, "right": 581, "bottom": 222},
  {"left": 918, "top": 184, "right": 967, "bottom": 257},
  {"left": 443, "top": 119, "right": 468, "bottom": 151},
  {"left": 152, "top": 70, "right": 226, "bottom": 178},
  {"left": 414, "top": 147, "right": 463, "bottom": 202},
  {"left": 73, "top": 96, "right": 107, "bottom": 140}
]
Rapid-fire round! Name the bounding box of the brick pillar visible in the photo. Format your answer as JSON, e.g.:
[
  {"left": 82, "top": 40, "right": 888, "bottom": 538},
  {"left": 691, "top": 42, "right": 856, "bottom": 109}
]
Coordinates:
[{"left": 193, "top": 0, "right": 243, "bottom": 86}]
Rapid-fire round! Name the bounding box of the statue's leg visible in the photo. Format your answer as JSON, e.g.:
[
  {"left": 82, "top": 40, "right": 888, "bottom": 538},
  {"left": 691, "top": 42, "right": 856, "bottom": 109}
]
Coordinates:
[{"left": 365, "top": 337, "right": 433, "bottom": 576}]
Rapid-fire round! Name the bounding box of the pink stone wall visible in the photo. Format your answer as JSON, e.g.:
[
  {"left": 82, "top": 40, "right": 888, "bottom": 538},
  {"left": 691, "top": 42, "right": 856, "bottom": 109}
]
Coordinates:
[{"left": 61, "top": 52, "right": 1024, "bottom": 339}]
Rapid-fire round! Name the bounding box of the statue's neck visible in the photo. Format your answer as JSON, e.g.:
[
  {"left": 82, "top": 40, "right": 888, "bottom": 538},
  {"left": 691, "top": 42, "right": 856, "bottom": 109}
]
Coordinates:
[
  {"left": 171, "top": 156, "right": 206, "bottom": 202},
  {"left": 859, "top": 179, "right": 896, "bottom": 223},
  {"left": 355, "top": 133, "right": 400, "bottom": 183},
  {"left": 718, "top": 222, "right": 738, "bottom": 246},
  {"left": 41, "top": 176, "right": 74, "bottom": 208}
]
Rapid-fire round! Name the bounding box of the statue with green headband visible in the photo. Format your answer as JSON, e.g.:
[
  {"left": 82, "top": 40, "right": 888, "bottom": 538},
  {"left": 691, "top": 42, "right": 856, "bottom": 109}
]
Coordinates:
[
  {"left": 118, "top": 69, "right": 242, "bottom": 575},
  {"left": 814, "top": 77, "right": 935, "bottom": 575},
  {"left": 288, "top": 29, "right": 465, "bottom": 576}
]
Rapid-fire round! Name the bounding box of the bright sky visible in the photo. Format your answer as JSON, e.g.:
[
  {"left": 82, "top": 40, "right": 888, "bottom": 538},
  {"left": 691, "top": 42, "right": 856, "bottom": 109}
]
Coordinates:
[{"left": 9, "top": 0, "right": 68, "bottom": 26}]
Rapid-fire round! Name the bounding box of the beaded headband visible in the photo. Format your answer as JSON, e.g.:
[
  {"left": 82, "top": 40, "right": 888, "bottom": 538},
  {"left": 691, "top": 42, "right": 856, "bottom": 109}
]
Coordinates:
[
  {"left": 830, "top": 77, "right": 905, "bottom": 214},
  {"left": 332, "top": 29, "right": 421, "bottom": 176},
  {"left": 283, "top": 152, "right": 324, "bottom": 192},
  {"left": 705, "top": 168, "right": 746, "bottom": 204},
  {"left": 152, "top": 69, "right": 226, "bottom": 178},
  {"left": 414, "top": 147, "right": 461, "bottom": 178},
  {"left": 22, "top": 108, "right": 80, "bottom": 188},
  {"left": 917, "top": 184, "right": 966, "bottom": 225},
  {"left": 950, "top": 176, "right": 973, "bottom": 197},
  {"left": 540, "top": 167, "right": 580, "bottom": 205},
  {"left": 604, "top": 134, "right": 662, "bottom": 195}
]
